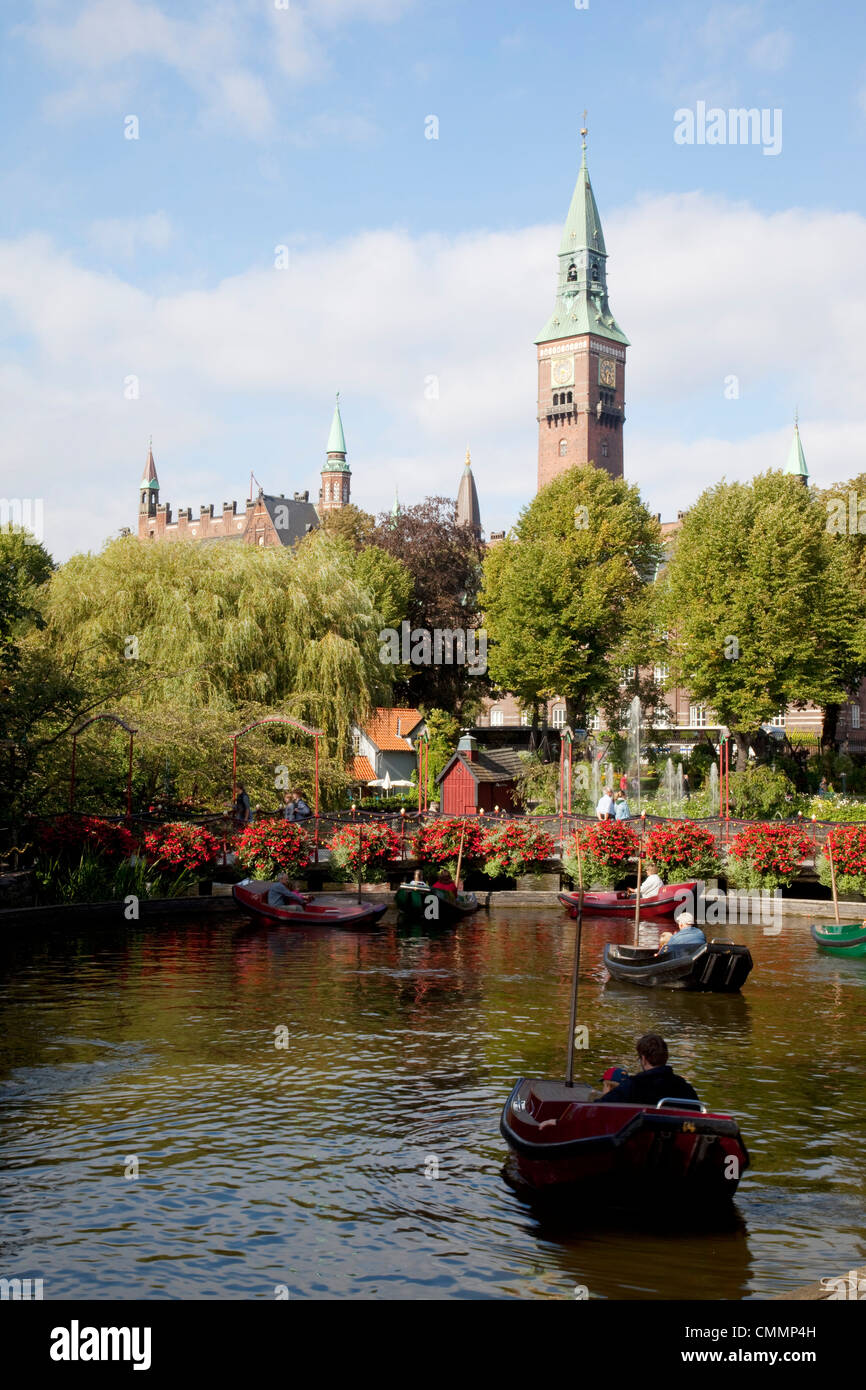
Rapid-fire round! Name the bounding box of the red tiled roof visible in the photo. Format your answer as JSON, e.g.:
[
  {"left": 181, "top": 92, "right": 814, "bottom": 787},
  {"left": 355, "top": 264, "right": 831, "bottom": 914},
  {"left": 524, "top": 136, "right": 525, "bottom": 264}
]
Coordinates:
[
  {"left": 349, "top": 756, "right": 376, "bottom": 783},
  {"left": 362, "top": 707, "right": 423, "bottom": 751}
]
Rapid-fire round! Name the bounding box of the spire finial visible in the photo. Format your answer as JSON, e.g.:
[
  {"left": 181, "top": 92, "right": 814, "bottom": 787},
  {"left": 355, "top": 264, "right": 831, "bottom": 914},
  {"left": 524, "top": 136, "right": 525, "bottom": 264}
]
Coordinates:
[
  {"left": 581, "top": 111, "right": 588, "bottom": 160},
  {"left": 465, "top": 446, "right": 471, "bottom": 468},
  {"left": 794, "top": 404, "right": 799, "bottom": 429}
]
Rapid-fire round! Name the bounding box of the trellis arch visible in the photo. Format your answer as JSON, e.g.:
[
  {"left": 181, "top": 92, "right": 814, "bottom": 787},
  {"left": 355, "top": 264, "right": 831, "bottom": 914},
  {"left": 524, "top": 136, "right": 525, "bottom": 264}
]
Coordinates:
[
  {"left": 230, "top": 715, "right": 325, "bottom": 815},
  {"left": 69, "top": 713, "right": 138, "bottom": 820}
]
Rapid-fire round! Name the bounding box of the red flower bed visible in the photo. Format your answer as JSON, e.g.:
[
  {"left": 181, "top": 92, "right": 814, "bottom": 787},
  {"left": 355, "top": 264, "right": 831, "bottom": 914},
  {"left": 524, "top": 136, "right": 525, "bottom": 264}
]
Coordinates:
[
  {"left": 823, "top": 824, "right": 866, "bottom": 876},
  {"left": 480, "top": 820, "right": 555, "bottom": 877},
  {"left": 328, "top": 820, "right": 401, "bottom": 879},
  {"left": 644, "top": 820, "right": 719, "bottom": 880},
  {"left": 144, "top": 822, "right": 222, "bottom": 874},
  {"left": 414, "top": 817, "right": 485, "bottom": 866},
  {"left": 35, "top": 814, "right": 137, "bottom": 861},
  {"left": 236, "top": 820, "right": 312, "bottom": 879},
  {"left": 570, "top": 819, "right": 639, "bottom": 865},
  {"left": 727, "top": 822, "right": 811, "bottom": 889}
]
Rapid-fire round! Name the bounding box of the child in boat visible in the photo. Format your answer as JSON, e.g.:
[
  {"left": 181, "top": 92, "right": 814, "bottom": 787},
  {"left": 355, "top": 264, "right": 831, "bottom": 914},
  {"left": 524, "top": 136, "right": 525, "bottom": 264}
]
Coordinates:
[
  {"left": 432, "top": 869, "right": 457, "bottom": 897},
  {"left": 401, "top": 868, "right": 430, "bottom": 890}
]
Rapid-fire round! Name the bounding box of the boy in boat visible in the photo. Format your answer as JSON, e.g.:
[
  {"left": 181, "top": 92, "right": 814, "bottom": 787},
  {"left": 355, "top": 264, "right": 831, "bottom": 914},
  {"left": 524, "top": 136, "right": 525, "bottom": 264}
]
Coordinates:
[
  {"left": 432, "top": 868, "right": 457, "bottom": 898},
  {"left": 658, "top": 910, "right": 706, "bottom": 955},
  {"left": 267, "top": 873, "right": 313, "bottom": 908},
  {"left": 599, "top": 1065, "right": 629, "bottom": 1095},
  {"left": 596, "top": 1033, "right": 699, "bottom": 1105}
]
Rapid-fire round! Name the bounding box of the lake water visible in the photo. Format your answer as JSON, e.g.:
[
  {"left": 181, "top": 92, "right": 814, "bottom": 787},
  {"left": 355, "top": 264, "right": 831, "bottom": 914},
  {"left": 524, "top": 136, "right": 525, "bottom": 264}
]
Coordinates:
[{"left": 1, "top": 907, "right": 864, "bottom": 1300}]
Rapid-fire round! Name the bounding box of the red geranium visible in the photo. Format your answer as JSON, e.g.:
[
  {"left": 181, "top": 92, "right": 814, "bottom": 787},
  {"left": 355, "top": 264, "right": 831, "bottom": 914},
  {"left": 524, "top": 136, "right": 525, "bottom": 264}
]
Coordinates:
[
  {"left": 727, "top": 822, "right": 811, "bottom": 889},
  {"left": 645, "top": 820, "right": 719, "bottom": 881},
  {"left": 144, "top": 822, "right": 222, "bottom": 874},
  {"left": 414, "top": 817, "right": 485, "bottom": 866},
  {"left": 480, "top": 820, "right": 555, "bottom": 877},
  {"left": 236, "top": 819, "right": 312, "bottom": 879},
  {"left": 328, "top": 820, "right": 401, "bottom": 879},
  {"left": 35, "top": 814, "right": 137, "bottom": 861}
]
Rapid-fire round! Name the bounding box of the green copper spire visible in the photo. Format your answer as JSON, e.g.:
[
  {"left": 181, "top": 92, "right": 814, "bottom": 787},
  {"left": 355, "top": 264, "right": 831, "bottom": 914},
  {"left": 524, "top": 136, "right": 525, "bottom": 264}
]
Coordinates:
[
  {"left": 536, "top": 121, "right": 629, "bottom": 348},
  {"left": 784, "top": 411, "right": 808, "bottom": 480},
  {"left": 140, "top": 438, "right": 159, "bottom": 490},
  {"left": 323, "top": 392, "right": 349, "bottom": 473},
  {"left": 391, "top": 485, "right": 401, "bottom": 519}
]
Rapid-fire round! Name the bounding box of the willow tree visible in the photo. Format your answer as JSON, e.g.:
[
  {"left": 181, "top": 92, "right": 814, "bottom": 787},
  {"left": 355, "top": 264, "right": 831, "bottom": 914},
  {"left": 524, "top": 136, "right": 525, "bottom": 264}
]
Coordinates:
[
  {"left": 481, "top": 465, "right": 663, "bottom": 727},
  {"left": 21, "top": 534, "right": 394, "bottom": 812},
  {"left": 661, "top": 472, "right": 864, "bottom": 767}
]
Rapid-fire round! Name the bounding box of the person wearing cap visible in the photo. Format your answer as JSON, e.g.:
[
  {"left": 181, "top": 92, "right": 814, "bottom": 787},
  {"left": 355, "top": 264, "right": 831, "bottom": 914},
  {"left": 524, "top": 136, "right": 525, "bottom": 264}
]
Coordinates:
[
  {"left": 658, "top": 910, "right": 706, "bottom": 956},
  {"left": 595, "top": 1033, "right": 699, "bottom": 1105},
  {"left": 599, "top": 1065, "right": 629, "bottom": 1095}
]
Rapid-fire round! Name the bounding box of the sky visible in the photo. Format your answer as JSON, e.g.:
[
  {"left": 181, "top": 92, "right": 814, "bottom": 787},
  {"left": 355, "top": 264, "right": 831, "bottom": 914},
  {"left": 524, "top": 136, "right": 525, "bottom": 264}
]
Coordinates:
[{"left": 2, "top": 0, "right": 866, "bottom": 560}]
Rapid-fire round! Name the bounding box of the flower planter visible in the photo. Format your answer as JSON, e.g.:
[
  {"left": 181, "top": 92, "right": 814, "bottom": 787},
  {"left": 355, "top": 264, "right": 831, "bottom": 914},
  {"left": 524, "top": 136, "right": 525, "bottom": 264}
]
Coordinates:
[{"left": 516, "top": 872, "right": 560, "bottom": 892}]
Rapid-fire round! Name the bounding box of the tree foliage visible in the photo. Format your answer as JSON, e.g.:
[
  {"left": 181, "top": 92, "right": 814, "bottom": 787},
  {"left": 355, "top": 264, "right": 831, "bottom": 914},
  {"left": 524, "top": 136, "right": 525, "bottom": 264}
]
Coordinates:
[
  {"left": 481, "top": 465, "right": 663, "bottom": 725},
  {"left": 661, "top": 472, "right": 865, "bottom": 763}
]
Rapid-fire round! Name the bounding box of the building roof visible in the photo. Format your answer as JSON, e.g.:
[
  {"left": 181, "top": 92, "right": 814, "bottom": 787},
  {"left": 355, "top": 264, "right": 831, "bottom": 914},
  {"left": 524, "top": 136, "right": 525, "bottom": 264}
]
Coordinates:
[
  {"left": 325, "top": 393, "right": 349, "bottom": 470},
  {"left": 140, "top": 444, "right": 159, "bottom": 490},
  {"left": 437, "top": 746, "right": 524, "bottom": 785},
  {"left": 785, "top": 417, "right": 808, "bottom": 479},
  {"left": 349, "top": 755, "right": 376, "bottom": 783},
  {"left": 535, "top": 133, "right": 629, "bottom": 349},
  {"left": 456, "top": 448, "right": 482, "bottom": 533},
  {"left": 262, "top": 494, "right": 320, "bottom": 546},
  {"left": 361, "top": 707, "right": 424, "bottom": 750}
]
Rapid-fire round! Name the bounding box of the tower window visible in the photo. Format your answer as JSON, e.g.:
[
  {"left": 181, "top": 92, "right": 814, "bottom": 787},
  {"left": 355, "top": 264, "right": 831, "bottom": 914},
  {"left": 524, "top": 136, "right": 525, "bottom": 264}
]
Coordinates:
[
  {"left": 559, "top": 440, "right": 568, "bottom": 457},
  {"left": 591, "top": 263, "right": 599, "bottom": 282},
  {"left": 567, "top": 262, "right": 577, "bottom": 281},
  {"left": 601, "top": 441, "right": 608, "bottom": 457},
  {"left": 567, "top": 391, "right": 572, "bottom": 404},
  {"left": 553, "top": 393, "right": 559, "bottom": 407}
]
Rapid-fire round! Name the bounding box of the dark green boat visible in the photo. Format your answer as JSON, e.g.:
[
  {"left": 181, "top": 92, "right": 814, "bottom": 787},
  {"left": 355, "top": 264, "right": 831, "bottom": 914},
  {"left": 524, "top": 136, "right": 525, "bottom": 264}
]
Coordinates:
[
  {"left": 810, "top": 921, "right": 866, "bottom": 958},
  {"left": 394, "top": 883, "right": 479, "bottom": 924}
]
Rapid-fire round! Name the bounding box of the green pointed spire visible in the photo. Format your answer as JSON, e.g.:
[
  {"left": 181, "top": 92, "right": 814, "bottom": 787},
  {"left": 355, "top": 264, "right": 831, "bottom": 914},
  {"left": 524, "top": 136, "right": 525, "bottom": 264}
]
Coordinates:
[
  {"left": 391, "top": 485, "right": 401, "bottom": 519},
  {"left": 536, "top": 121, "right": 628, "bottom": 347},
  {"left": 785, "top": 412, "right": 808, "bottom": 480},
  {"left": 323, "top": 392, "right": 349, "bottom": 473}
]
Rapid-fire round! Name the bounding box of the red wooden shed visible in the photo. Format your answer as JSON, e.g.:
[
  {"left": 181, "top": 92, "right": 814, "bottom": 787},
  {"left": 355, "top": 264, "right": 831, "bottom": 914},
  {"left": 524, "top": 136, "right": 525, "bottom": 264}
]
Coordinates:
[{"left": 436, "top": 735, "right": 523, "bottom": 815}]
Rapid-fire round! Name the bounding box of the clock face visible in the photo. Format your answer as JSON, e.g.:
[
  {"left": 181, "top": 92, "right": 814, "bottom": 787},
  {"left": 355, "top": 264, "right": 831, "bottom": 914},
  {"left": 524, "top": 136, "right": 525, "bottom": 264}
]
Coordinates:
[
  {"left": 551, "top": 357, "right": 574, "bottom": 388},
  {"left": 599, "top": 357, "right": 616, "bottom": 389}
]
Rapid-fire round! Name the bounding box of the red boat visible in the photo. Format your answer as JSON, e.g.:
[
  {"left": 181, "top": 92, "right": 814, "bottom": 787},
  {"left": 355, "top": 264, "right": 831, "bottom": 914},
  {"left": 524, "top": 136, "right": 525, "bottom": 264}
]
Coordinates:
[
  {"left": 558, "top": 881, "right": 697, "bottom": 920},
  {"left": 501, "top": 1077, "right": 749, "bottom": 1206},
  {"left": 232, "top": 880, "right": 387, "bottom": 928}
]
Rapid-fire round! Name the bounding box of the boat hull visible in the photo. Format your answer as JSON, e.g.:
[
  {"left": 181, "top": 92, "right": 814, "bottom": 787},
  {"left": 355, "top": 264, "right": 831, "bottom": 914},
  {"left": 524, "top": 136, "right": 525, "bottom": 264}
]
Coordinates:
[
  {"left": 559, "top": 881, "right": 697, "bottom": 920},
  {"left": 394, "top": 885, "right": 479, "bottom": 923},
  {"left": 603, "top": 939, "right": 753, "bottom": 991},
  {"left": 810, "top": 922, "right": 866, "bottom": 957},
  {"left": 501, "top": 1077, "right": 748, "bottom": 1207},
  {"left": 232, "top": 881, "right": 387, "bottom": 928}
]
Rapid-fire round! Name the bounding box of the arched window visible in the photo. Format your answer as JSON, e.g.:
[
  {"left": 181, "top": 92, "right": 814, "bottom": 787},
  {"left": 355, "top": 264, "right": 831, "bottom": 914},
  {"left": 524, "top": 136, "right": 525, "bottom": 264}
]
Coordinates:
[
  {"left": 567, "top": 391, "right": 572, "bottom": 404},
  {"left": 490, "top": 708, "right": 504, "bottom": 726},
  {"left": 553, "top": 393, "right": 559, "bottom": 407},
  {"left": 552, "top": 706, "right": 566, "bottom": 728},
  {"left": 567, "top": 262, "right": 577, "bottom": 281},
  {"left": 591, "top": 263, "right": 599, "bottom": 282},
  {"left": 559, "top": 439, "right": 568, "bottom": 457},
  {"left": 601, "top": 441, "right": 609, "bottom": 457}
]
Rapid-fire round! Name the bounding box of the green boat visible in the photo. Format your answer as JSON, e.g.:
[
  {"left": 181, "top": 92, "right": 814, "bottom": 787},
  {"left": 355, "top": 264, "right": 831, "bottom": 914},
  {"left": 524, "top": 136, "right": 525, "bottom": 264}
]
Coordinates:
[
  {"left": 395, "top": 883, "right": 479, "bottom": 924},
  {"left": 810, "top": 921, "right": 866, "bottom": 957}
]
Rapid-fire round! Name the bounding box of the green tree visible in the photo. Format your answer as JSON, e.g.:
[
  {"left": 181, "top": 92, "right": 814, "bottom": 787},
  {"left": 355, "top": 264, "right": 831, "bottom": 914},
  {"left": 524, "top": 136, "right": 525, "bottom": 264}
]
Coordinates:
[
  {"left": 815, "top": 472, "right": 866, "bottom": 747},
  {"left": 662, "top": 472, "right": 864, "bottom": 767},
  {"left": 422, "top": 707, "right": 460, "bottom": 798},
  {"left": 480, "top": 465, "right": 663, "bottom": 727}
]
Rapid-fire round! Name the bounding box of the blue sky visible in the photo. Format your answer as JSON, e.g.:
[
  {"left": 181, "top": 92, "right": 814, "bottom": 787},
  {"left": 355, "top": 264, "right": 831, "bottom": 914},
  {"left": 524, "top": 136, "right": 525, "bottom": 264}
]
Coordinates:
[{"left": 2, "top": 0, "right": 866, "bottom": 558}]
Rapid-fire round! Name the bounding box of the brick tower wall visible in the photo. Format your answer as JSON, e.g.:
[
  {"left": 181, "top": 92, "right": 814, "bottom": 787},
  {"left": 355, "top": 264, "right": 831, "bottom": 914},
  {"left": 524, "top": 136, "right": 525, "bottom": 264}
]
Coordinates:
[{"left": 537, "top": 335, "right": 626, "bottom": 491}]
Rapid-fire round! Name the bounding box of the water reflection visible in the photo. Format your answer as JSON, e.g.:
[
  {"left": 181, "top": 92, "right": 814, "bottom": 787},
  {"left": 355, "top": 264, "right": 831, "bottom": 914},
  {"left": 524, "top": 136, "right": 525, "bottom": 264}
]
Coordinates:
[{"left": 0, "top": 908, "right": 864, "bottom": 1299}]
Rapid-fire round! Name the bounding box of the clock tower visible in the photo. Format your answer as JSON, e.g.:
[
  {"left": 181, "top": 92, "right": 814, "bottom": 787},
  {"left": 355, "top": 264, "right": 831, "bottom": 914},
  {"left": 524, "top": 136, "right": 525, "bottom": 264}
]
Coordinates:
[{"left": 536, "top": 124, "right": 629, "bottom": 491}]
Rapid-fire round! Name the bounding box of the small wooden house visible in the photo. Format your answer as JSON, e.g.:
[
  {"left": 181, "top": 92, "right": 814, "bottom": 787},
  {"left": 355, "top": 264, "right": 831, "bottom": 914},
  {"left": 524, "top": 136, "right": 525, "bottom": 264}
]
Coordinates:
[{"left": 436, "top": 734, "right": 523, "bottom": 814}]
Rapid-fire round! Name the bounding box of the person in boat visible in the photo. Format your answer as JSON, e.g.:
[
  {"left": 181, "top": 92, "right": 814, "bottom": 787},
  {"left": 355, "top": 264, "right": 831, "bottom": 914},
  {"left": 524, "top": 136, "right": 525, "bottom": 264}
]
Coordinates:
[
  {"left": 401, "top": 867, "right": 430, "bottom": 890},
  {"left": 599, "top": 1065, "right": 629, "bottom": 1095},
  {"left": 596, "top": 1033, "right": 699, "bottom": 1104},
  {"left": 266, "top": 873, "right": 313, "bottom": 908},
  {"left": 432, "top": 868, "right": 457, "bottom": 898},
  {"left": 614, "top": 792, "right": 630, "bottom": 821},
  {"left": 596, "top": 787, "right": 615, "bottom": 820},
  {"left": 626, "top": 859, "right": 663, "bottom": 900},
  {"left": 658, "top": 910, "right": 706, "bottom": 955}
]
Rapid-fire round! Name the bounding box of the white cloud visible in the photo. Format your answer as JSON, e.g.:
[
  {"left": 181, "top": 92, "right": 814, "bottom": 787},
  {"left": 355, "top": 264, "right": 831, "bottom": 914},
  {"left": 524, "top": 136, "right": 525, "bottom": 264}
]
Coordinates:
[
  {"left": 748, "top": 28, "right": 793, "bottom": 72},
  {"left": 21, "top": 0, "right": 411, "bottom": 137},
  {"left": 2, "top": 192, "right": 866, "bottom": 558},
  {"left": 89, "top": 211, "right": 174, "bottom": 258}
]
